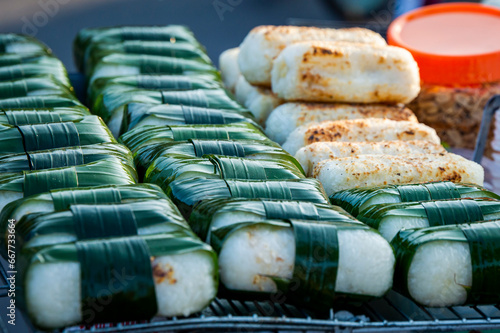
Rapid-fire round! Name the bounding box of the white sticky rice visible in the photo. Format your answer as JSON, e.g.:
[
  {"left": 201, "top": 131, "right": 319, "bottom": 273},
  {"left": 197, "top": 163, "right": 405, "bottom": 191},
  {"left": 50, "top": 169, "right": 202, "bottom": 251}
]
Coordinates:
[
  {"left": 407, "top": 240, "right": 472, "bottom": 307},
  {"left": 26, "top": 251, "right": 216, "bottom": 329}
]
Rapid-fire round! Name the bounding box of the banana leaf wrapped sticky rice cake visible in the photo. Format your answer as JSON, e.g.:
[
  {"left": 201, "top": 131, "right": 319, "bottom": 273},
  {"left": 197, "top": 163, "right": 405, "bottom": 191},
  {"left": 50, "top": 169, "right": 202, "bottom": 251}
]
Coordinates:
[
  {"left": 190, "top": 198, "right": 360, "bottom": 240},
  {"left": 145, "top": 154, "right": 305, "bottom": 189},
  {"left": 0, "top": 58, "right": 71, "bottom": 88},
  {"left": 120, "top": 122, "right": 269, "bottom": 153},
  {"left": 133, "top": 139, "right": 300, "bottom": 179},
  {"left": 331, "top": 181, "right": 500, "bottom": 217},
  {"left": 358, "top": 198, "right": 500, "bottom": 241},
  {"left": 87, "top": 53, "right": 218, "bottom": 86},
  {"left": 0, "top": 107, "right": 89, "bottom": 125},
  {"left": 167, "top": 178, "right": 329, "bottom": 217},
  {"left": 0, "top": 158, "right": 136, "bottom": 211},
  {"left": 391, "top": 220, "right": 500, "bottom": 307},
  {"left": 0, "top": 115, "right": 115, "bottom": 156},
  {"left": 211, "top": 219, "right": 394, "bottom": 307},
  {"left": 0, "top": 184, "right": 166, "bottom": 228},
  {"left": 93, "top": 88, "right": 245, "bottom": 137},
  {"left": 0, "top": 143, "right": 135, "bottom": 173},
  {"left": 0, "top": 95, "right": 84, "bottom": 109},
  {"left": 85, "top": 40, "right": 212, "bottom": 75},
  {"left": 0, "top": 77, "right": 74, "bottom": 99},
  {"left": 74, "top": 25, "right": 202, "bottom": 71},
  {"left": 12, "top": 198, "right": 191, "bottom": 253},
  {"left": 121, "top": 104, "right": 259, "bottom": 137},
  {"left": 0, "top": 53, "right": 60, "bottom": 68},
  {"left": 18, "top": 233, "right": 218, "bottom": 329},
  {"left": 88, "top": 73, "right": 222, "bottom": 105}
]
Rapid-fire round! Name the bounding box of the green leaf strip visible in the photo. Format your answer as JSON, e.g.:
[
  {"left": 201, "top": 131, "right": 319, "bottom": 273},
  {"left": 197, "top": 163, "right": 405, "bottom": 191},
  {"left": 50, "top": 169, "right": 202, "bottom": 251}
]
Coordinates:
[
  {"left": 76, "top": 237, "right": 157, "bottom": 324},
  {"left": 263, "top": 201, "right": 320, "bottom": 220},
  {"left": 291, "top": 220, "right": 339, "bottom": 305},
  {"left": 24, "top": 167, "right": 78, "bottom": 197},
  {"left": 5, "top": 110, "right": 63, "bottom": 125},
  {"left": 27, "top": 148, "right": 84, "bottom": 170},
  {"left": 397, "top": 184, "right": 432, "bottom": 202},
  {"left": 425, "top": 182, "right": 461, "bottom": 200},
  {"left": 71, "top": 204, "right": 138, "bottom": 240},
  {"left": 170, "top": 127, "right": 230, "bottom": 141},
  {"left": 136, "top": 76, "right": 193, "bottom": 90},
  {"left": 226, "top": 180, "right": 293, "bottom": 200},
  {"left": 51, "top": 187, "right": 123, "bottom": 211},
  {"left": 211, "top": 156, "right": 267, "bottom": 179},
  {"left": 421, "top": 200, "right": 484, "bottom": 226},
  {"left": 182, "top": 106, "right": 225, "bottom": 124},
  {"left": 160, "top": 90, "right": 209, "bottom": 107},
  {"left": 0, "top": 80, "right": 28, "bottom": 97},
  {"left": 191, "top": 139, "right": 245, "bottom": 157},
  {"left": 18, "top": 122, "right": 80, "bottom": 151},
  {"left": 461, "top": 221, "right": 500, "bottom": 304}
]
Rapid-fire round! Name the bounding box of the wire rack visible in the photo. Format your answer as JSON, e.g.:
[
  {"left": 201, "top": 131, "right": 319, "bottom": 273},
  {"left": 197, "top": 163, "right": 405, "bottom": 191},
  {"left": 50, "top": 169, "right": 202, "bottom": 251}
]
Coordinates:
[{"left": 1, "top": 256, "right": 500, "bottom": 333}]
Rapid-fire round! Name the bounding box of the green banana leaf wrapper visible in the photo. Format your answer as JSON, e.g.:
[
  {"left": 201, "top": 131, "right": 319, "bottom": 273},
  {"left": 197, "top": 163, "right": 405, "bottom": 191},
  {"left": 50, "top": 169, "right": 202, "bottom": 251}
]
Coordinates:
[
  {"left": 331, "top": 181, "right": 500, "bottom": 217},
  {"left": 0, "top": 53, "right": 55, "bottom": 67},
  {"left": 13, "top": 198, "right": 190, "bottom": 254},
  {"left": 119, "top": 123, "right": 269, "bottom": 154},
  {"left": 167, "top": 177, "right": 329, "bottom": 217},
  {"left": 0, "top": 62, "right": 71, "bottom": 87},
  {"left": 391, "top": 220, "right": 500, "bottom": 306},
  {"left": 0, "top": 107, "right": 90, "bottom": 125},
  {"left": 0, "top": 77, "right": 74, "bottom": 99},
  {"left": 88, "top": 73, "right": 222, "bottom": 105},
  {"left": 190, "top": 198, "right": 360, "bottom": 241},
  {"left": 85, "top": 40, "right": 212, "bottom": 75},
  {"left": 145, "top": 154, "right": 305, "bottom": 190},
  {"left": 17, "top": 233, "right": 217, "bottom": 329},
  {"left": 211, "top": 219, "right": 385, "bottom": 308},
  {"left": 358, "top": 198, "right": 500, "bottom": 240},
  {"left": 0, "top": 115, "right": 116, "bottom": 156},
  {"left": 0, "top": 34, "right": 50, "bottom": 55},
  {"left": 92, "top": 87, "right": 243, "bottom": 130},
  {"left": 0, "top": 142, "right": 135, "bottom": 173},
  {"left": 122, "top": 103, "right": 259, "bottom": 136},
  {"left": 74, "top": 25, "right": 202, "bottom": 71},
  {"left": 0, "top": 183, "right": 167, "bottom": 232},
  {"left": 0, "top": 157, "right": 137, "bottom": 210},
  {"left": 133, "top": 139, "right": 301, "bottom": 179},
  {"left": 0, "top": 95, "right": 83, "bottom": 109},
  {"left": 87, "top": 53, "right": 218, "bottom": 87}
]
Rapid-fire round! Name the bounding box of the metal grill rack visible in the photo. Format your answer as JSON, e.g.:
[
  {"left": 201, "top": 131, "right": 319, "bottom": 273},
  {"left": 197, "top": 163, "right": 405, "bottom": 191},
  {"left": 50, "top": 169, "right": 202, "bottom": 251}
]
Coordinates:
[{"left": 2, "top": 253, "right": 500, "bottom": 333}]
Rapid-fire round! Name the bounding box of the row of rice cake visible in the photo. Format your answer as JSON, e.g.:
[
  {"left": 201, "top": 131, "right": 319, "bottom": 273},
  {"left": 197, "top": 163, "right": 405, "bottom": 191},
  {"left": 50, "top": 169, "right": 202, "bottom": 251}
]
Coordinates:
[
  {"left": 330, "top": 181, "right": 500, "bottom": 308},
  {"left": 80, "top": 26, "right": 400, "bottom": 318},
  {"left": 219, "top": 25, "right": 483, "bottom": 195},
  {"left": 0, "top": 33, "right": 218, "bottom": 330}
]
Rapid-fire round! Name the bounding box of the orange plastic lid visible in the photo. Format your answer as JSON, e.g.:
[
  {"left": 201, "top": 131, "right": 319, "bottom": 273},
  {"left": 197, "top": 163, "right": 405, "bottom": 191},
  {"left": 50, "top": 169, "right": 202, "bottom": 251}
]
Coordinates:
[{"left": 388, "top": 2, "right": 500, "bottom": 86}]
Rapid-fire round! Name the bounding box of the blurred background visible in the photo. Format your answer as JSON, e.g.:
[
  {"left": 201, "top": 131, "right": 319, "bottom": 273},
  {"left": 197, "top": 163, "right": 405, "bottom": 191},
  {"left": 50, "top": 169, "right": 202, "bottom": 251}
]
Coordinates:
[{"left": 1, "top": 0, "right": 497, "bottom": 72}]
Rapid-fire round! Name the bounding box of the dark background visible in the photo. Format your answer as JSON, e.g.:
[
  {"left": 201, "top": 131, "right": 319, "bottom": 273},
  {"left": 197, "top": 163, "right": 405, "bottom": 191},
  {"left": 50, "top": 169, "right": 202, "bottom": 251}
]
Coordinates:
[{"left": 0, "top": 0, "right": 357, "bottom": 71}]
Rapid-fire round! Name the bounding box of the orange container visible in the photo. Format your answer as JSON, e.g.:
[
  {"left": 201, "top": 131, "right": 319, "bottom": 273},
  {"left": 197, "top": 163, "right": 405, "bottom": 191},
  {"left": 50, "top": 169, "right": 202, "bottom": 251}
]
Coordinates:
[{"left": 387, "top": 3, "right": 500, "bottom": 160}]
